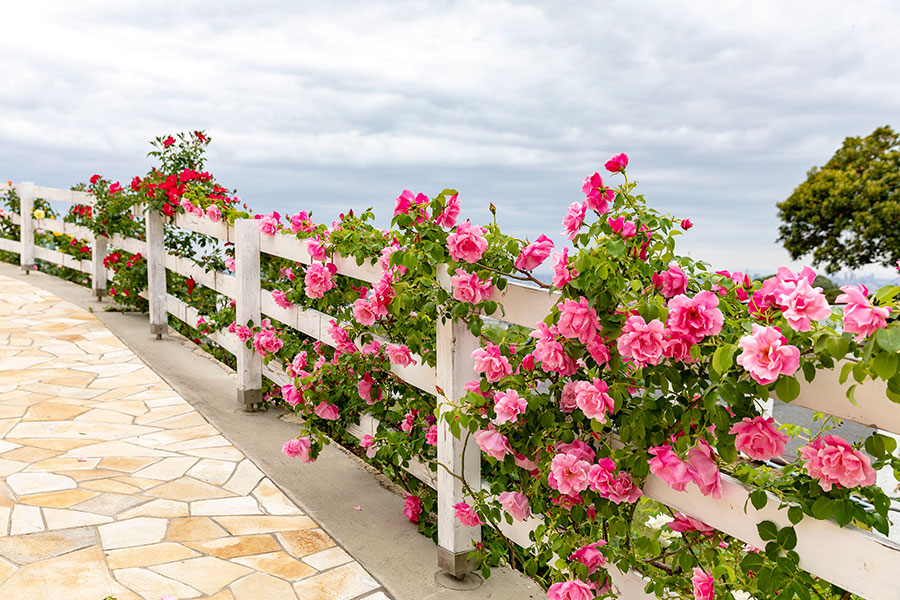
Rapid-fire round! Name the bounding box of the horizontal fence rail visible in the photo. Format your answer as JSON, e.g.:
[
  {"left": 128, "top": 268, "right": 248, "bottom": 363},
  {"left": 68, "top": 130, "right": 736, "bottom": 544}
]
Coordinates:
[{"left": 2, "top": 180, "right": 899, "bottom": 597}]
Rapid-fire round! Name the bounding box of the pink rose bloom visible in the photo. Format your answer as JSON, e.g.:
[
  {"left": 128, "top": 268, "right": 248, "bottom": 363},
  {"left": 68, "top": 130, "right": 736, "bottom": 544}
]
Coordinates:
[
  {"left": 691, "top": 568, "right": 714, "bottom": 600},
  {"left": 556, "top": 440, "right": 595, "bottom": 463},
  {"left": 574, "top": 378, "right": 614, "bottom": 423},
  {"left": 450, "top": 269, "right": 494, "bottom": 304},
  {"left": 280, "top": 266, "right": 296, "bottom": 281},
  {"left": 617, "top": 316, "right": 666, "bottom": 367},
  {"left": 353, "top": 298, "right": 378, "bottom": 326},
  {"left": 605, "top": 152, "right": 628, "bottom": 173},
  {"left": 272, "top": 289, "right": 292, "bottom": 309},
  {"left": 360, "top": 434, "right": 377, "bottom": 458},
  {"left": 453, "top": 502, "right": 482, "bottom": 527},
  {"left": 531, "top": 323, "right": 578, "bottom": 376},
  {"left": 464, "top": 378, "right": 489, "bottom": 397},
  {"left": 515, "top": 234, "right": 555, "bottom": 271},
  {"left": 180, "top": 198, "right": 194, "bottom": 213},
  {"left": 400, "top": 412, "right": 416, "bottom": 433},
  {"left": 475, "top": 428, "right": 513, "bottom": 460},
  {"left": 562, "top": 202, "right": 587, "bottom": 240},
  {"left": 662, "top": 329, "right": 695, "bottom": 362},
  {"left": 472, "top": 344, "right": 513, "bottom": 382},
  {"left": 547, "top": 452, "right": 591, "bottom": 495},
  {"left": 281, "top": 384, "right": 302, "bottom": 408},
  {"left": 588, "top": 458, "right": 615, "bottom": 492},
  {"left": 669, "top": 512, "right": 715, "bottom": 536},
  {"left": 314, "top": 401, "right": 339, "bottom": 421},
  {"left": 648, "top": 444, "right": 692, "bottom": 492},
  {"left": 361, "top": 340, "right": 382, "bottom": 355},
  {"left": 686, "top": 440, "right": 722, "bottom": 498},
  {"left": 435, "top": 193, "right": 460, "bottom": 228},
  {"left": 799, "top": 435, "right": 877, "bottom": 491},
  {"left": 666, "top": 291, "right": 724, "bottom": 342},
  {"left": 581, "top": 171, "right": 614, "bottom": 214},
  {"left": 585, "top": 338, "right": 610, "bottom": 367},
  {"left": 560, "top": 381, "right": 579, "bottom": 413},
  {"left": 547, "top": 580, "right": 594, "bottom": 600},
  {"left": 394, "top": 190, "right": 429, "bottom": 221},
  {"left": 514, "top": 452, "right": 539, "bottom": 472},
  {"left": 602, "top": 471, "right": 643, "bottom": 504},
  {"left": 498, "top": 491, "right": 531, "bottom": 521},
  {"left": 556, "top": 297, "right": 600, "bottom": 345},
  {"left": 447, "top": 220, "right": 488, "bottom": 264},
  {"left": 681, "top": 218, "right": 693, "bottom": 230},
  {"left": 288, "top": 351, "right": 307, "bottom": 376},
  {"left": 652, "top": 264, "right": 688, "bottom": 298},
  {"left": 328, "top": 320, "right": 359, "bottom": 355},
  {"left": 836, "top": 284, "right": 891, "bottom": 341},
  {"left": 235, "top": 324, "right": 252, "bottom": 342},
  {"left": 258, "top": 214, "right": 279, "bottom": 236},
  {"left": 778, "top": 278, "right": 831, "bottom": 332},
  {"left": 225, "top": 256, "right": 236, "bottom": 272},
  {"left": 205, "top": 205, "right": 221, "bottom": 222},
  {"left": 282, "top": 437, "right": 312, "bottom": 462},
  {"left": 307, "top": 237, "right": 328, "bottom": 262},
  {"left": 570, "top": 540, "right": 607, "bottom": 573},
  {"left": 736, "top": 324, "right": 801, "bottom": 385},
  {"left": 551, "top": 248, "right": 577, "bottom": 288},
  {"left": 403, "top": 495, "right": 423, "bottom": 523},
  {"left": 253, "top": 329, "right": 283, "bottom": 356},
  {"left": 608, "top": 216, "right": 636, "bottom": 238},
  {"left": 304, "top": 263, "right": 334, "bottom": 299},
  {"left": 386, "top": 343, "right": 415, "bottom": 367},
  {"left": 494, "top": 389, "right": 527, "bottom": 424},
  {"left": 357, "top": 373, "right": 382, "bottom": 405},
  {"left": 426, "top": 425, "right": 438, "bottom": 446},
  {"left": 729, "top": 416, "right": 789, "bottom": 461},
  {"left": 290, "top": 211, "right": 314, "bottom": 233}
]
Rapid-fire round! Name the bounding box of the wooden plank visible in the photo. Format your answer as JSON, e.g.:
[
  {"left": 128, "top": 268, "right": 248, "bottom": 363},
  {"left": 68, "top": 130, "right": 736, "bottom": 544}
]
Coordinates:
[
  {"left": 32, "top": 246, "right": 91, "bottom": 274},
  {"left": 33, "top": 219, "right": 93, "bottom": 240},
  {"left": 33, "top": 186, "right": 93, "bottom": 206},
  {"left": 235, "top": 219, "right": 262, "bottom": 406},
  {"left": 484, "top": 280, "right": 560, "bottom": 329},
  {"left": 146, "top": 211, "right": 168, "bottom": 336},
  {"left": 165, "top": 254, "right": 236, "bottom": 298},
  {"left": 18, "top": 182, "right": 35, "bottom": 270},
  {"left": 91, "top": 235, "right": 108, "bottom": 298},
  {"left": 164, "top": 293, "right": 240, "bottom": 355},
  {"left": 172, "top": 212, "right": 232, "bottom": 241},
  {"left": 108, "top": 234, "right": 147, "bottom": 256},
  {"left": 259, "top": 231, "right": 382, "bottom": 284},
  {"left": 0, "top": 237, "right": 20, "bottom": 252}
]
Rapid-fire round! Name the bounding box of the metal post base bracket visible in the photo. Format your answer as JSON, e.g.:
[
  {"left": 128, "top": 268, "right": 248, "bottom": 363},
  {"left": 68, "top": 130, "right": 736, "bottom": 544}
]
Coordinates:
[
  {"left": 149, "top": 323, "right": 167, "bottom": 336},
  {"left": 437, "top": 547, "right": 475, "bottom": 580},
  {"left": 237, "top": 389, "right": 261, "bottom": 411}
]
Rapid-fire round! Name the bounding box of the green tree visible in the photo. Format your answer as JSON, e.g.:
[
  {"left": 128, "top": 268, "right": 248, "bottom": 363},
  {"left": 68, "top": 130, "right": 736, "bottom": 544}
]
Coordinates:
[{"left": 777, "top": 125, "right": 900, "bottom": 273}]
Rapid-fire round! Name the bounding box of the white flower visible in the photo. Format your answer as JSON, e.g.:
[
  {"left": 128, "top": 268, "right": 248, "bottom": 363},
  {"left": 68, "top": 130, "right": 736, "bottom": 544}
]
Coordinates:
[
  {"left": 657, "top": 529, "right": 681, "bottom": 547},
  {"left": 646, "top": 513, "right": 673, "bottom": 529},
  {"left": 732, "top": 591, "right": 753, "bottom": 600}
]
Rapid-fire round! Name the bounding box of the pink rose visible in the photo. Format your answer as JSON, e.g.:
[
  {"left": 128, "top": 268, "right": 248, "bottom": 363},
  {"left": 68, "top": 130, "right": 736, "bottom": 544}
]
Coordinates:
[
  {"left": 560, "top": 381, "right": 579, "bottom": 413},
  {"left": 498, "top": 491, "right": 531, "bottom": 521},
  {"left": 681, "top": 218, "right": 693, "bottom": 230},
  {"left": 400, "top": 412, "right": 416, "bottom": 433},
  {"left": 447, "top": 220, "right": 488, "bottom": 263},
  {"left": 225, "top": 257, "right": 236, "bottom": 272},
  {"left": 729, "top": 416, "right": 788, "bottom": 461},
  {"left": 472, "top": 344, "right": 512, "bottom": 382},
  {"left": 531, "top": 323, "right": 578, "bottom": 376},
  {"left": 252, "top": 329, "right": 283, "bottom": 356},
  {"left": 604, "top": 152, "right": 628, "bottom": 173},
  {"left": 514, "top": 452, "right": 539, "bottom": 472},
  {"left": 691, "top": 568, "right": 714, "bottom": 600},
  {"left": 736, "top": 324, "right": 800, "bottom": 385},
  {"left": 778, "top": 278, "right": 831, "bottom": 332},
  {"left": 328, "top": 320, "right": 359, "bottom": 355},
  {"left": 608, "top": 216, "right": 636, "bottom": 238},
  {"left": 662, "top": 329, "right": 695, "bottom": 362},
  {"left": 453, "top": 502, "right": 482, "bottom": 527},
  {"left": 314, "top": 401, "right": 339, "bottom": 421},
  {"left": 258, "top": 214, "right": 279, "bottom": 236},
  {"left": 685, "top": 440, "right": 722, "bottom": 498},
  {"left": 282, "top": 437, "right": 312, "bottom": 462},
  {"left": 562, "top": 202, "right": 587, "bottom": 240},
  {"left": 556, "top": 297, "right": 600, "bottom": 345},
  {"left": 494, "top": 389, "right": 527, "bottom": 424},
  {"left": 617, "top": 315, "right": 666, "bottom": 367},
  {"left": 288, "top": 351, "right": 307, "bottom": 376},
  {"left": 357, "top": 373, "right": 382, "bottom": 405},
  {"left": 652, "top": 264, "right": 688, "bottom": 298},
  {"left": 360, "top": 434, "right": 377, "bottom": 458},
  {"left": 574, "top": 378, "right": 614, "bottom": 423},
  {"left": 281, "top": 384, "right": 302, "bottom": 408},
  {"left": 570, "top": 540, "right": 607, "bottom": 573},
  {"left": 669, "top": 513, "right": 714, "bottom": 535},
  {"left": 353, "top": 298, "right": 378, "bottom": 326},
  {"left": 547, "top": 580, "right": 594, "bottom": 600},
  {"left": 556, "top": 440, "right": 595, "bottom": 463},
  {"left": 450, "top": 269, "right": 494, "bottom": 304},
  {"left": 588, "top": 458, "right": 615, "bottom": 492},
  {"left": 205, "top": 205, "right": 221, "bottom": 222},
  {"left": 515, "top": 234, "right": 554, "bottom": 271},
  {"left": 799, "top": 434, "right": 876, "bottom": 491},
  {"left": 290, "top": 211, "right": 314, "bottom": 233},
  {"left": 306, "top": 237, "right": 328, "bottom": 262},
  {"left": 475, "top": 429, "right": 513, "bottom": 460},
  {"left": 304, "top": 263, "right": 334, "bottom": 299},
  {"left": 386, "top": 343, "right": 415, "bottom": 367},
  {"left": 272, "top": 289, "right": 292, "bottom": 309},
  {"left": 403, "top": 495, "right": 423, "bottom": 523},
  {"left": 648, "top": 444, "right": 692, "bottom": 492},
  {"left": 666, "top": 291, "right": 724, "bottom": 342},
  {"left": 581, "top": 172, "right": 614, "bottom": 214},
  {"left": 836, "top": 284, "right": 891, "bottom": 341},
  {"left": 547, "top": 452, "right": 591, "bottom": 496},
  {"left": 551, "top": 248, "right": 577, "bottom": 288},
  {"left": 234, "top": 324, "right": 252, "bottom": 342},
  {"left": 426, "top": 425, "right": 438, "bottom": 446},
  {"left": 602, "top": 471, "right": 642, "bottom": 504},
  {"left": 435, "top": 193, "right": 460, "bottom": 228}
]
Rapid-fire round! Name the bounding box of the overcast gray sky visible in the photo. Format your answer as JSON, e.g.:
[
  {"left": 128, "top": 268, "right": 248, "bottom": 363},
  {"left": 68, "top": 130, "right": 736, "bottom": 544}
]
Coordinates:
[{"left": 3, "top": 0, "right": 899, "bottom": 277}]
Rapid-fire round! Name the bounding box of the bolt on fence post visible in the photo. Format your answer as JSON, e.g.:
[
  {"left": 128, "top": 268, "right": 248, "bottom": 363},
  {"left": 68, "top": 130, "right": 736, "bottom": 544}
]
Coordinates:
[
  {"left": 92, "top": 234, "right": 108, "bottom": 300},
  {"left": 18, "top": 181, "right": 35, "bottom": 273},
  {"left": 235, "top": 219, "right": 262, "bottom": 411},
  {"left": 435, "top": 267, "right": 482, "bottom": 579},
  {"left": 145, "top": 209, "right": 168, "bottom": 339}
]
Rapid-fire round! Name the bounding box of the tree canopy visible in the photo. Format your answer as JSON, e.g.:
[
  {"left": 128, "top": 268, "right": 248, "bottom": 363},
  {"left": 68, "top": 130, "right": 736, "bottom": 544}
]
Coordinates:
[{"left": 777, "top": 125, "right": 900, "bottom": 273}]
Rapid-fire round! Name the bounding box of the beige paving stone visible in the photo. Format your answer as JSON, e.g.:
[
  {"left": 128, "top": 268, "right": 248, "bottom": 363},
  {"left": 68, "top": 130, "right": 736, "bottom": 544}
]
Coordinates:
[
  {"left": 151, "top": 555, "right": 253, "bottom": 594},
  {"left": 67, "top": 468, "right": 129, "bottom": 481},
  {"left": 185, "top": 534, "right": 281, "bottom": 559},
  {"left": 92, "top": 399, "right": 150, "bottom": 416},
  {"left": 301, "top": 546, "right": 354, "bottom": 571},
  {"left": 0, "top": 526, "right": 98, "bottom": 563},
  {"left": 6, "top": 472, "right": 76, "bottom": 495},
  {"left": 134, "top": 404, "right": 195, "bottom": 425},
  {"left": 9, "top": 504, "right": 44, "bottom": 535},
  {"left": 0, "top": 546, "right": 141, "bottom": 600},
  {"left": 0, "top": 445, "right": 60, "bottom": 463},
  {"left": 5, "top": 437, "right": 98, "bottom": 451},
  {"left": 131, "top": 424, "right": 219, "bottom": 448},
  {"left": 0, "top": 405, "right": 27, "bottom": 418},
  {"left": 0, "top": 418, "right": 20, "bottom": 438},
  {"left": 114, "top": 476, "right": 165, "bottom": 490},
  {"left": 21, "top": 382, "right": 105, "bottom": 399},
  {"left": 118, "top": 498, "right": 190, "bottom": 519},
  {"left": 133, "top": 456, "right": 199, "bottom": 480},
  {"left": 42, "top": 507, "right": 114, "bottom": 529},
  {"left": 24, "top": 456, "right": 101, "bottom": 471},
  {"left": 362, "top": 592, "right": 391, "bottom": 600},
  {"left": 71, "top": 491, "right": 151, "bottom": 516},
  {"left": 183, "top": 446, "right": 245, "bottom": 462},
  {"left": 0, "top": 457, "right": 29, "bottom": 477},
  {"left": 276, "top": 529, "right": 336, "bottom": 558},
  {"left": 191, "top": 497, "right": 262, "bottom": 516},
  {"left": 186, "top": 458, "right": 236, "bottom": 485},
  {"left": 166, "top": 516, "right": 230, "bottom": 542},
  {"left": 0, "top": 356, "right": 48, "bottom": 371},
  {"left": 0, "top": 484, "right": 15, "bottom": 507},
  {"left": 0, "top": 440, "right": 21, "bottom": 454},
  {"left": 62, "top": 440, "right": 180, "bottom": 458},
  {"left": 113, "top": 567, "right": 201, "bottom": 599},
  {"left": 99, "top": 517, "right": 169, "bottom": 549},
  {"left": 74, "top": 407, "right": 136, "bottom": 424},
  {"left": 163, "top": 434, "right": 231, "bottom": 452},
  {"left": 21, "top": 401, "right": 91, "bottom": 421},
  {"left": 0, "top": 506, "right": 10, "bottom": 536},
  {"left": 145, "top": 396, "right": 189, "bottom": 408},
  {"left": 106, "top": 542, "right": 201, "bottom": 569},
  {"left": 100, "top": 456, "right": 162, "bottom": 472},
  {"left": 204, "top": 591, "right": 235, "bottom": 600},
  {"left": 152, "top": 410, "right": 210, "bottom": 430},
  {"left": 146, "top": 477, "right": 237, "bottom": 502},
  {"left": 0, "top": 556, "right": 16, "bottom": 586},
  {"left": 82, "top": 478, "right": 143, "bottom": 494},
  {"left": 91, "top": 370, "right": 162, "bottom": 390},
  {"left": 223, "top": 459, "right": 265, "bottom": 496},
  {"left": 233, "top": 550, "right": 316, "bottom": 581},
  {"left": 252, "top": 478, "right": 303, "bottom": 515},
  {"left": 7, "top": 420, "right": 160, "bottom": 440},
  {"left": 74, "top": 362, "right": 143, "bottom": 377},
  {"left": 291, "top": 562, "right": 380, "bottom": 600},
  {"left": 17, "top": 488, "right": 99, "bottom": 508},
  {"left": 231, "top": 571, "right": 298, "bottom": 599},
  {"left": 215, "top": 515, "right": 317, "bottom": 536}
]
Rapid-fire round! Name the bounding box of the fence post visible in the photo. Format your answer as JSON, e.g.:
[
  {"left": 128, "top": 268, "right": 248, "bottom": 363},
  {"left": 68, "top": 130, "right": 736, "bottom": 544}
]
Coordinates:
[
  {"left": 18, "top": 181, "right": 35, "bottom": 273},
  {"left": 435, "top": 267, "right": 481, "bottom": 578},
  {"left": 145, "top": 210, "right": 168, "bottom": 338},
  {"left": 92, "top": 234, "right": 108, "bottom": 300},
  {"left": 235, "top": 219, "right": 262, "bottom": 410}
]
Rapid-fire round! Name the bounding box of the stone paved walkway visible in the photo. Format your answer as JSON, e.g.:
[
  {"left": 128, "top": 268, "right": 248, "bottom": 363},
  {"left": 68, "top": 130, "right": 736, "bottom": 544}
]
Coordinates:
[{"left": 0, "top": 273, "right": 389, "bottom": 600}]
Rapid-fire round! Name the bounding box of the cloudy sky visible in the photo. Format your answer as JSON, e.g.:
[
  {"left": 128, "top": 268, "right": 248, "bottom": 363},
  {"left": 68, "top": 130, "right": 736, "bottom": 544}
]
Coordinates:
[{"left": 3, "top": 0, "right": 899, "bottom": 277}]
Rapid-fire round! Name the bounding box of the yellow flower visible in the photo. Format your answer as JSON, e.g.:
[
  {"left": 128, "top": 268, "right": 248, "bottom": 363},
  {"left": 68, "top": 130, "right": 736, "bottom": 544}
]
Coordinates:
[{"left": 33, "top": 209, "right": 45, "bottom": 220}]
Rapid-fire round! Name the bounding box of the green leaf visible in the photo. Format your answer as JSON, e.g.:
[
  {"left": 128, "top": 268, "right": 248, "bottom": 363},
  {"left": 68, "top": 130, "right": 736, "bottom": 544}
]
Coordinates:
[
  {"left": 740, "top": 552, "right": 765, "bottom": 574},
  {"left": 876, "top": 327, "right": 900, "bottom": 353},
  {"left": 777, "top": 526, "right": 797, "bottom": 550},
  {"left": 712, "top": 344, "right": 736, "bottom": 375},
  {"left": 788, "top": 506, "right": 804, "bottom": 525},
  {"left": 865, "top": 433, "right": 889, "bottom": 458},
  {"left": 834, "top": 499, "right": 854, "bottom": 527},
  {"left": 871, "top": 352, "right": 899, "bottom": 380},
  {"left": 774, "top": 376, "right": 800, "bottom": 403},
  {"left": 810, "top": 496, "right": 834, "bottom": 519},
  {"left": 757, "top": 520, "right": 778, "bottom": 541},
  {"left": 750, "top": 489, "right": 768, "bottom": 510},
  {"left": 839, "top": 361, "right": 855, "bottom": 384}
]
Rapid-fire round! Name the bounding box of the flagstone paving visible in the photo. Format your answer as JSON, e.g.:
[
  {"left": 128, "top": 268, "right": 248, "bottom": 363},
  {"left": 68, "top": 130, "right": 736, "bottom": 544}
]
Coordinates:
[{"left": 0, "top": 274, "right": 387, "bottom": 599}]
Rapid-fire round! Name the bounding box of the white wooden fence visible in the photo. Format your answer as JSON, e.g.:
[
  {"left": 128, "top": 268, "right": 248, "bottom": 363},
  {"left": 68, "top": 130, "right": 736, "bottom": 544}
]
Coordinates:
[{"left": 1, "top": 181, "right": 899, "bottom": 598}]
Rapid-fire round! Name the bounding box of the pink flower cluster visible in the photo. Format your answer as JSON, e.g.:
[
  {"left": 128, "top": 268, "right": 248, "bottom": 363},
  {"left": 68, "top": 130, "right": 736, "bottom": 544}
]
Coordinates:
[
  {"left": 729, "top": 416, "right": 788, "bottom": 461},
  {"left": 515, "top": 235, "right": 554, "bottom": 271},
  {"left": 531, "top": 323, "right": 577, "bottom": 375},
  {"left": 494, "top": 389, "right": 527, "bottom": 424},
  {"left": 498, "top": 491, "right": 531, "bottom": 521},
  {"left": 836, "top": 284, "right": 891, "bottom": 341},
  {"left": 736, "top": 324, "right": 800, "bottom": 385},
  {"left": 252, "top": 328, "right": 283, "bottom": 357},
  {"left": 447, "top": 221, "right": 488, "bottom": 263},
  {"left": 799, "top": 435, "right": 876, "bottom": 491},
  {"left": 304, "top": 263, "right": 336, "bottom": 299},
  {"left": 648, "top": 442, "right": 722, "bottom": 498},
  {"left": 450, "top": 269, "right": 493, "bottom": 304},
  {"left": 472, "top": 344, "right": 512, "bottom": 382},
  {"left": 282, "top": 437, "right": 312, "bottom": 462}
]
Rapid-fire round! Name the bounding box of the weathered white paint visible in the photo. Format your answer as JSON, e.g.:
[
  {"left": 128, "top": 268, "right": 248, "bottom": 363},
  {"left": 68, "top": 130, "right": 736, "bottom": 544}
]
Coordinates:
[
  {"left": 91, "top": 235, "right": 108, "bottom": 299},
  {"left": 33, "top": 186, "right": 93, "bottom": 206},
  {"left": 0, "top": 237, "right": 20, "bottom": 252},
  {"left": 172, "top": 212, "right": 233, "bottom": 241},
  {"left": 32, "top": 218, "right": 93, "bottom": 239},
  {"left": 17, "top": 182, "right": 35, "bottom": 272},
  {"left": 259, "top": 231, "right": 382, "bottom": 284},
  {"left": 145, "top": 211, "right": 168, "bottom": 336},
  {"left": 32, "top": 246, "right": 91, "bottom": 274},
  {"left": 235, "top": 219, "right": 262, "bottom": 408},
  {"left": 108, "top": 233, "right": 147, "bottom": 256},
  {"left": 165, "top": 253, "right": 236, "bottom": 298},
  {"left": 486, "top": 280, "right": 560, "bottom": 328}
]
